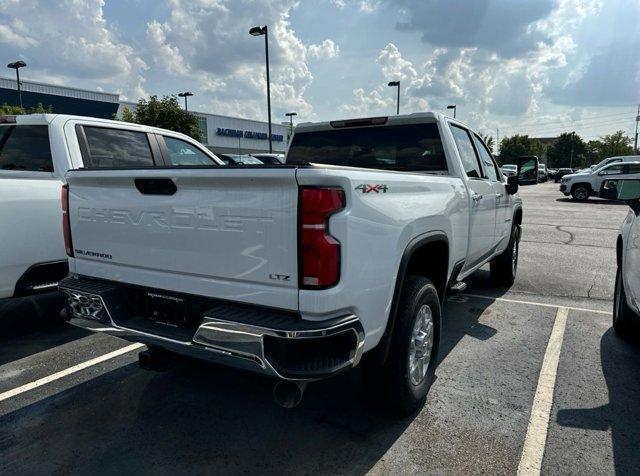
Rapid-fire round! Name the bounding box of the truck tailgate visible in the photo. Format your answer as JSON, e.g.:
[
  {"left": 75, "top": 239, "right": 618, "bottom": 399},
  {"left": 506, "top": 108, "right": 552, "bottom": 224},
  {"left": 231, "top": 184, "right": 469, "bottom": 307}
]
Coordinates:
[{"left": 65, "top": 168, "right": 299, "bottom": 310}]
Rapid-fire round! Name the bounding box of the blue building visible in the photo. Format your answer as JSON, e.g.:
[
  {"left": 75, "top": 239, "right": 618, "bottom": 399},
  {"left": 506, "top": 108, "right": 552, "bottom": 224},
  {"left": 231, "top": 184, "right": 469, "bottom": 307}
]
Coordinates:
[{"left": 0, "top": 76, "right": 119, "bottom": 118}]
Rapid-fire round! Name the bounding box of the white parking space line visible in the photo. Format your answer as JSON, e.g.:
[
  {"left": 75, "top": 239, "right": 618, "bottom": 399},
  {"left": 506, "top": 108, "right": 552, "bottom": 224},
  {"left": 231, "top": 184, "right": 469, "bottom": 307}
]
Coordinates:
[
  {"left": 0, "top": 343, "right": 144, "bottom": 403},
  {"left": 461, "top": 293, "right": 610, "bottom": 315},
  {"left": 517, "top": 307, "right": 569, "bottom": 475}
]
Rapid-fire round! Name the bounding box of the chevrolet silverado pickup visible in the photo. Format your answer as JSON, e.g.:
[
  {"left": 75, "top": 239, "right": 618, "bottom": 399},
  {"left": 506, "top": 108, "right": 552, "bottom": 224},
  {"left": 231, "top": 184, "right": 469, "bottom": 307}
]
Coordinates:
[
  {"left": 0, "top": 114, "right": 222, "bottom": 311},
  {"left": 60, "top": 113, "right": 523, "bottom": 413}
]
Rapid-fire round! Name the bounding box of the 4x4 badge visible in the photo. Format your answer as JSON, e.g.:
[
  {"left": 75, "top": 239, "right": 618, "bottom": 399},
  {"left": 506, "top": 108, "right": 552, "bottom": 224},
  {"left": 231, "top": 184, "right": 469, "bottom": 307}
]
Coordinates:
[{"left": 355, "top": 184, "right": 388, "bottom": 194}]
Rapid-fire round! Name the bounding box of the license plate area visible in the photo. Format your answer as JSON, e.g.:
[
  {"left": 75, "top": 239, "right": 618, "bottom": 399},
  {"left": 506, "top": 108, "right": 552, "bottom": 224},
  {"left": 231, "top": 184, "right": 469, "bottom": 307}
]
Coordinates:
[{"left": 145, "top": 292, "right": 188, "bottom": 327}]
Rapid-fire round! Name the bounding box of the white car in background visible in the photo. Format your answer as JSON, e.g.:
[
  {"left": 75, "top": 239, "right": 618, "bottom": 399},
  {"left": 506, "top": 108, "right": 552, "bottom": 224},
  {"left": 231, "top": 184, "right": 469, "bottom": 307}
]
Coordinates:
[
  {"left": 501, "top": 164, "right": 517, "bottom": 177},
  {"left": 589, "top": 155, "right": 640, "bottom": 172},
  {"left": 560, "top": 161, "right": 640, "bottom": 201},
  {"left": 600, "top": 179, "right": 640, "bottom": 337},
  {"left": 537, "top": 164, "right": 548, "bottom": 182}
]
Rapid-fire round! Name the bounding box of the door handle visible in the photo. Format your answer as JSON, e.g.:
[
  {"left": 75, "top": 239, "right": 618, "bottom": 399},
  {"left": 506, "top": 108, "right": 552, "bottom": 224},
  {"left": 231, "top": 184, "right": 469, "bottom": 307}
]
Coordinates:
[
  {"left": 134, "top": 178, "right": 177, "bottom": 195},
  {"left": 495, "top": 192, "right": 503, "bottom": 199},
  {"left": 472, "top": 193, "right": 483, "bottom": 204}
]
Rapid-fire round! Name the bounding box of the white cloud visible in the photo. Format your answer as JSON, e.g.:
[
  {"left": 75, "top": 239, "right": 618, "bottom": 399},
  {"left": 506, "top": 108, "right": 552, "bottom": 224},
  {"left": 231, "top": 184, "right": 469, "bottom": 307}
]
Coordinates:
[
  {"left": 143, "top": 0, "right": 322, "bottom": 119},
  {"left": 329, "top": 0, "right": 380, "bottom": 12},
  {"left": 146, "top": 21, "right": 188, "bottom": 76},
  {"left": 377, "top": 43, "right": 417, "bottom": 81},
  {"left": 308, "top": 39, "right": 340, "bottom": 60},
  {"left": 0, "top": 0, "right": 148, "bottom": 98}
]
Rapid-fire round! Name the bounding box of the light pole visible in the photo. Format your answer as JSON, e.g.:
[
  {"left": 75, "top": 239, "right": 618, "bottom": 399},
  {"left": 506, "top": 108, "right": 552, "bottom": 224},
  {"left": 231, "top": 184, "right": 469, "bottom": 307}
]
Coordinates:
[
  {"left": 250, "top": 25, "right": 273, "bottom": 153},
  {"left": 7, "top": 60, "right": 26, "bottom": 109},
  {"left": 447, "top": 104, "right": 457, "bottom": 118},
  {"left": 634, "top": 104, "right": 639, "bottom": 153},
  {"left": 178, "top": 91, "right": 193, "bottom": 112},
  {"left": 388, "top": 81, "right": 400, "bottom": 115},
  {"left": 285, "top": 112, "right": 297, "bottom": 142}
]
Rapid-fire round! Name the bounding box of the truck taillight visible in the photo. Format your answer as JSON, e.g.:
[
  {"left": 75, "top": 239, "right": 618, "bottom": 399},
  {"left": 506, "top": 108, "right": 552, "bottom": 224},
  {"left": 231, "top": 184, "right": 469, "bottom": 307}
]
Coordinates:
[
  {"left": 299, "top": 187, "right": 345, "bottom": 288},
  {"left": 61, "top": 185, "right": 73, "bottom": 257}
]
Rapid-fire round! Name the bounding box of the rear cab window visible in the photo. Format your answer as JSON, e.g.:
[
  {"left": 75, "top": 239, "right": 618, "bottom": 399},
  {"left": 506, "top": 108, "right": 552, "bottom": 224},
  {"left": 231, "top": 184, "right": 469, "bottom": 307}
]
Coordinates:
[
  {"left": 0, "top": 125, "right": 53, "bottom": 172},
  {"left": 79, "top": 126, "right": 155, "bottom": 168},
  {"left": 286, "top": 123, "right": 448, "bottom": 174}
]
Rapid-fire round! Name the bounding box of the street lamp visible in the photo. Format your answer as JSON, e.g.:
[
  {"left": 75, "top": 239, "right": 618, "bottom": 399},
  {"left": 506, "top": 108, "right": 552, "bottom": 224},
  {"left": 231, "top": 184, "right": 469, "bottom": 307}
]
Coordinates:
[
  {"left": 447, "top": 104, "right": 457, "bottom": 118},
  {"left": 250, "top": 25, "right": 273, "bottom": 153},
  {"left": 178, "top": 91, "right": 193, "bottom": 112},
  {"left": 388, "top": 81, "right": 400, "bottom": 115},
  {"left": 285, "top": 112, "right": 297, "bottom": 142},
  {"left": 7, "top": 60, "right": 26, "bottom": 109}
]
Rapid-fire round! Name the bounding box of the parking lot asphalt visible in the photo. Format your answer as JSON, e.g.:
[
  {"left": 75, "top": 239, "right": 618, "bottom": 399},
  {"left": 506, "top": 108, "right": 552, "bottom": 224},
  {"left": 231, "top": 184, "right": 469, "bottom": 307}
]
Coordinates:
[{"left": 1, "top": 181, "right": 639, "bottom": 475}]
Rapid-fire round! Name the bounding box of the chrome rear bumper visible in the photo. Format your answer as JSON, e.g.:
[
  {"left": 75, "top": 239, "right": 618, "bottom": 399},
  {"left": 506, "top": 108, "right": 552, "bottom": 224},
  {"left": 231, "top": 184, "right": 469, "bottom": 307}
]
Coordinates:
[{"left": 60, "top": 276, "right": 364, "bottom": 381}]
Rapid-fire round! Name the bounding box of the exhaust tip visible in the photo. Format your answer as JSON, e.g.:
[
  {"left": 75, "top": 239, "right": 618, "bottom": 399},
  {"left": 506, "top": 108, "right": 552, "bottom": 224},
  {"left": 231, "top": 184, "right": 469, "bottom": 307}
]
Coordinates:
[{"left": 273, "top": 381, "right": 306, "bottom": 409}]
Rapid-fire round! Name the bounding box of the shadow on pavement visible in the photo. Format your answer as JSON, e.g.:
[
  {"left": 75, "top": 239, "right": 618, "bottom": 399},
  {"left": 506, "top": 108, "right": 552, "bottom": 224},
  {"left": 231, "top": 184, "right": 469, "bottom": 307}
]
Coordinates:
[
  {"left": 0, "top": 272, "right": 510, "bottom": 474},
  {"left": 556, "top": 329, "right": 640, "bottom": 474},
  {"left": 0, "top": 360, "right": 413, "bottom": 474},
  {"left": 555, "top": 198, "right": 627, "bottom": 206},
  {"left": 0, "top": 293, "right": 90, "bottom": 365}
]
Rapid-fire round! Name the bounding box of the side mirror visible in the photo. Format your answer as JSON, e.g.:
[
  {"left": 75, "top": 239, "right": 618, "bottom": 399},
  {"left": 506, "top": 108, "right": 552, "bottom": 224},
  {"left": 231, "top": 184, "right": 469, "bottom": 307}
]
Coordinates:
[
  {"left": 506, "top": 175, "right": 519, "bottom": 195},
  {"left": 600, "top": 179, "right": 640, "bottom": 214},
  {"left": 517, "top": 156, "right": 539, "bottom": 185}
]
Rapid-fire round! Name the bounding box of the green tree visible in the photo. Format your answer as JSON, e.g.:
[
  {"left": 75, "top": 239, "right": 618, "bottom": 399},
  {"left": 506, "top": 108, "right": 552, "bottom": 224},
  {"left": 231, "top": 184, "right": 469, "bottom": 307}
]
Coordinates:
[
  {"left": 546, "top": 132, "right": 586, "bottom": 168},
  {"left": 498, "top": 134, "right": 534, "bottom": 165},
  {"left": 581, "top": 132, "right": 633, "bottom": 167},
  {"left": 598, "top": 130, "right": 633, "bottom": 158},
  {"left": 0, "top": 102, "right": 53, "bottom": 115},
  {"left": 120, "top": 95, "right": 201, "bottom": 142},
  {"left": 584, "top": 139, "right": 604, "bottom": 166},
  {"left": 529, "top": 138, "right": 547, "bottom": 159}
]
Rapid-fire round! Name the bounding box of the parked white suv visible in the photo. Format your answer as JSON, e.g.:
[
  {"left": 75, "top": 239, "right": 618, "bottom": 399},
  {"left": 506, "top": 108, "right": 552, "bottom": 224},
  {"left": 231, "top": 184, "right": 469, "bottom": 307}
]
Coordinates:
[
  {"left": 560, "top": 161, "right": 640, "bottom": 201},
  {"left": 600, "top": 179, "right": 640, "bottom": 337},
  {"left": 60, "top": 112, "right": 523, "bottom": 413},
  {"left": 0, "top": 114, "right": 222, "bottom": 307}
]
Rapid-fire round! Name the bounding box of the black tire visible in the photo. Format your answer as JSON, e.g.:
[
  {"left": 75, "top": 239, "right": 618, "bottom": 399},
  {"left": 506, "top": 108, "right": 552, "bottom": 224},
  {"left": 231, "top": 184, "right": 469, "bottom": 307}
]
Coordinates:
[
  {"left": 490, "top": 225, "right": 521, "bottom": 287},
  {"left": 571, "top": 184, "right": 590, "bottom": 201},
  {"left": 613, "top": 264, "right": 638, "bottom": 339},
  {"left": 363, "top": 275, "right": 440, "bottom": 415}
]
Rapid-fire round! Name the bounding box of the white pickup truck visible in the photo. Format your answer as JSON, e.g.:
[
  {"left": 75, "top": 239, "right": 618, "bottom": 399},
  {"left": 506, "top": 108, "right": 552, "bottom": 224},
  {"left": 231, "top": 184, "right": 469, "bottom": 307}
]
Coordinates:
[
  {"left": 60, "top": 113, "right": 523, "bottom": 413},
  {"left": 0, "top": 114, "right": 222, "bottom": 308}
]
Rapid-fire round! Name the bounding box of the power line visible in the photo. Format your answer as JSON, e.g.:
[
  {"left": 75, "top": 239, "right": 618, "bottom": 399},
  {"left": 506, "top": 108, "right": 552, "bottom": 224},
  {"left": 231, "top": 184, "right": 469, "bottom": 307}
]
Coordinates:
[
  {"left": 500, "top": 110, "right": 634, "bottom": 131},
  {"left": 503, "top": 118, "right": 635, "bottom": 138}
]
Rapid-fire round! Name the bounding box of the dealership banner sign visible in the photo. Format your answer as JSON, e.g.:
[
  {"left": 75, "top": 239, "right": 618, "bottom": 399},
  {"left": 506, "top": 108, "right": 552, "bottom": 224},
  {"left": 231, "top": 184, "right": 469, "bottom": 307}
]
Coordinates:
[{"left": 216, "top": 128, "right": 283, "bottom": 142}]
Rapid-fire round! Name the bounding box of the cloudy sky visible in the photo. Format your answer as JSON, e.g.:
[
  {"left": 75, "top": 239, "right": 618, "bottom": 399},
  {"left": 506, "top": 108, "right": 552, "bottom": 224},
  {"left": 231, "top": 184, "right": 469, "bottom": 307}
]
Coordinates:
[{"left": 1, "top": 0, "right": 639, "bottom": 142}]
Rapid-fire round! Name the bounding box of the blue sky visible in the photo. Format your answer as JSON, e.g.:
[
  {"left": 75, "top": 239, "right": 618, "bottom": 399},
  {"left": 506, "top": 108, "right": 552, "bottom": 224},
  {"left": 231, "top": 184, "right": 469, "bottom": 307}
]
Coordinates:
[{"left": 1, "top": 0, "right": 639, "bottom": 143}]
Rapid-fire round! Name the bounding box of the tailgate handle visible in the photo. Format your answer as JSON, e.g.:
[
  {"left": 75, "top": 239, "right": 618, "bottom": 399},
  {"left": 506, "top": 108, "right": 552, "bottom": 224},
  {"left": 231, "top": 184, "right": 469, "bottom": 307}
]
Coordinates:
[{"left": 134, "top": 178, "right": 177, "bottom": 195}]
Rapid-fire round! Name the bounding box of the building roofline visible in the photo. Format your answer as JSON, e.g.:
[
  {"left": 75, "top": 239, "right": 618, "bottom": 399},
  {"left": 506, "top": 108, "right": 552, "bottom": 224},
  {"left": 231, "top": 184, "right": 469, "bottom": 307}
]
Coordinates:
[{"left": 0, "top": 76, "right": 119, "bottom": 102}]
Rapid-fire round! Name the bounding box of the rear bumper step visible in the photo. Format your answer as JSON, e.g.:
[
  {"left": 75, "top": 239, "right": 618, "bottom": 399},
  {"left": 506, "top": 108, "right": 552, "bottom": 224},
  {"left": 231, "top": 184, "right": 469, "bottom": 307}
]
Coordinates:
[{"left": 59, "top": 276, "right": 364, "bottom": 380}]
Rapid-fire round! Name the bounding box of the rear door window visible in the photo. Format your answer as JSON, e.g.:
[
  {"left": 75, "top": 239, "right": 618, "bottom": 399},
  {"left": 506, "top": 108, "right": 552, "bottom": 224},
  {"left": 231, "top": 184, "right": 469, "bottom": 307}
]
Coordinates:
[
  {"left": 0, "top": 125, "right": 53, "bottom": 172},
  {"left": 163, "top": 136, "right": 217, "bottom": 166},
  {"left": 82, "top": 126, "right": 155, "bottom": 168},
  {"left": 450, "top": 125, "right": 482, "bottom": 178},
  {"left": 472, "top": 134, "right": 499, "bottom": 181},
  {"left": 286, "top": 123, "right": 448, "bottom": 173}
]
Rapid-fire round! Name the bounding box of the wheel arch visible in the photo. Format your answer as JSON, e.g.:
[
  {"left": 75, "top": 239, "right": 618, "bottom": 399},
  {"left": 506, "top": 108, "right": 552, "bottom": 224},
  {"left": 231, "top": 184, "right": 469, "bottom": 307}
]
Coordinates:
[
  {"left": 617, "top": 234, "right": 623, "bottom": 266},
  {"left": 367, "top": 232, "right": 449, "bottom": 365},
  {"left": 513, "top": 206, "right": 523, "bottom": 227}
]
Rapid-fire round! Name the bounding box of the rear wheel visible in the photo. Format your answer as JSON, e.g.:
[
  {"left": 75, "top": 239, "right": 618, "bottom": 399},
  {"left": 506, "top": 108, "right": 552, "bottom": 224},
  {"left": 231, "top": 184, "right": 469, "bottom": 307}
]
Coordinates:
[
  {"left": 490, "top": 224, "right": 521, "bottom": 287},
  {"left": 613, "top": 264, "right": 638, "bottom": 339},
  {"left": 363, "top": 275, "right": 440, "bottom": 415},
  {"left": 571, "top": 185, "right": 590, "bottom": 201}
]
